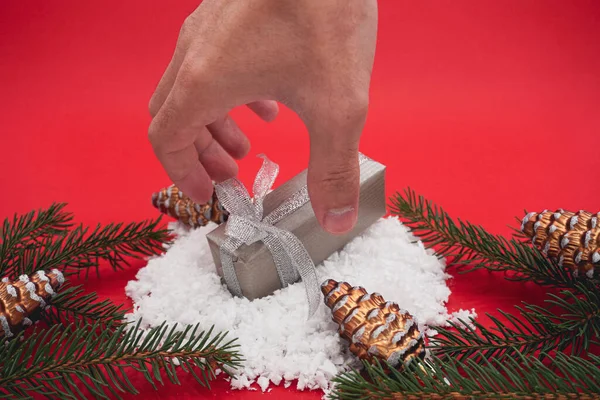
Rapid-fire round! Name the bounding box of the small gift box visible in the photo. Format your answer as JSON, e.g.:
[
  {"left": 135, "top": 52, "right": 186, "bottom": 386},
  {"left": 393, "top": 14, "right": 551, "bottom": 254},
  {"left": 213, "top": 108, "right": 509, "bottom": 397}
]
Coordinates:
[{"left": 206, "top": 153, "right": 386, "bottom": 314}]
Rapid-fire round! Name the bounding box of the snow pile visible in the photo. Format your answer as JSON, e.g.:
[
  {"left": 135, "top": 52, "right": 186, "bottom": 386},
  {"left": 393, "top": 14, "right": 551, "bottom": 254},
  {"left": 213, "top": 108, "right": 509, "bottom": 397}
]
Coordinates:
[{"left": 125, "top": 217, "right": 475, "bottom": 393}]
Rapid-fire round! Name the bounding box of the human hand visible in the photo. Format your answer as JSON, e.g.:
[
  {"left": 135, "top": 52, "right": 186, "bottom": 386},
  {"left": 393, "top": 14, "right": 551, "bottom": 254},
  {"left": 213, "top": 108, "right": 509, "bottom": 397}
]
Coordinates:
[{"left": 148, "top": 0, "right": 377, "bottom": 234}]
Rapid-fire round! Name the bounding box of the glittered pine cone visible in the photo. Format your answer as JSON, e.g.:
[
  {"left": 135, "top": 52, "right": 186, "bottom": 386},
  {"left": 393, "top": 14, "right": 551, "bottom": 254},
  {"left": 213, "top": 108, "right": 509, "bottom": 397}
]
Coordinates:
[
  {"left": 521, "top": 209, "right": 600, "bottom": 278},
  {"left": 151, "top": 185, "right": 228, "bottom": 228},
  {"left": 321, "top": 279, "right": 426, "bottom": 368},
  {"left": 0, "top": 269, "right": 65, "bottom": 339}
]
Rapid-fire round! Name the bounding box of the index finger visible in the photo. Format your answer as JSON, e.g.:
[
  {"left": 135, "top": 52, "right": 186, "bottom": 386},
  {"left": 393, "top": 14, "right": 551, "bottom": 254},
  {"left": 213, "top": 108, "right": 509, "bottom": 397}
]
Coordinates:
[{"left": 148, "top": 76, "right": 218, "bottom": 203}]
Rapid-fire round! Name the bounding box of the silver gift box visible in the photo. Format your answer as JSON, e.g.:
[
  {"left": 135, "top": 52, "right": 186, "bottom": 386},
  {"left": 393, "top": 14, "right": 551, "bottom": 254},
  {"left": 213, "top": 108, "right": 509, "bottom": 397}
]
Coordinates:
[{"left": 206, "top": 156, "right": 386, "bottom": 300}]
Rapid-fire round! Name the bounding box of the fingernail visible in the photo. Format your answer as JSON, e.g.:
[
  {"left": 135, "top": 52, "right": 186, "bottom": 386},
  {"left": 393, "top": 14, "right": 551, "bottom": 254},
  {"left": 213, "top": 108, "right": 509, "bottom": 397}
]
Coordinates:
[{"left": 324, "top": 206, "right": 357, "bottom": 234}]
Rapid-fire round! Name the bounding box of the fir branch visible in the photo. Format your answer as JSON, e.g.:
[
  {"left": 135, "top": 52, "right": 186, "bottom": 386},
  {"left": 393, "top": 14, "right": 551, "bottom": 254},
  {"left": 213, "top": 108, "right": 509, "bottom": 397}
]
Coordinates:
[
  {"left": 0, "top": 321, "right": 241, "bottom": 399},
  {"left": 7, "top": 217, "right": 171, "bottom": 278},
  {"left": 389, "top": 188, "right": 586, "bottom": 288},
  {"left": 0, "top": 203, "right": 73, "bottom": 276},
  {"left": 330, "top": 352, "right": 600, "bottom": 400},
  {"left": 430, "top": 282, "right": 600, "bottom": 361},
  {"left": 43, "top": 284, "right": 126, "bottom": 328}
]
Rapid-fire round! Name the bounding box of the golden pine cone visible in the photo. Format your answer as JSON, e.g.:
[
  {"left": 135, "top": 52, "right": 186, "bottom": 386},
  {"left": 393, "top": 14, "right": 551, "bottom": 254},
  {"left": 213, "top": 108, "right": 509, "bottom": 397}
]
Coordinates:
[
  {"left": 151, "top": 185, "right": 228, "bottom": 228},
  {"left": 321, "top": 279, "right": 426, "bottom": 368},
  {"left": 521, "top": 209, "right": 600, "bottom": 278},
  {"left": 0, "top": 269, "right": 65, "bottom": 339}
]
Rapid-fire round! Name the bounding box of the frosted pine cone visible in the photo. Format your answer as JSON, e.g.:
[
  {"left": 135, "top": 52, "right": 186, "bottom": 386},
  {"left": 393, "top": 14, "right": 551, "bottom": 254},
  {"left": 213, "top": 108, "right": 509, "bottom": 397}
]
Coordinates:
[
  {"left": 521, "top": 209, "right": 600, "bottom": 278},
  {"left": 0, "top": 269, "right": 65, "bottom": 339},
  {"left": 321, "top": 279, "right": 426, "bottom": 367},
  {"left": 152, "top": 185, "right": 228, "bottom": 228}
]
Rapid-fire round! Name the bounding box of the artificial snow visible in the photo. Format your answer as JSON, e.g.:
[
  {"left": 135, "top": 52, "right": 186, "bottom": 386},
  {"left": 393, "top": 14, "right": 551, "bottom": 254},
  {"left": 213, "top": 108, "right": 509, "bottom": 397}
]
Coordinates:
[
  {"left": 449, "top": 309, "right": 478, "bottom": 329},
  {"left": 125, "top": 217, "right": 475, "bottom": 393}
]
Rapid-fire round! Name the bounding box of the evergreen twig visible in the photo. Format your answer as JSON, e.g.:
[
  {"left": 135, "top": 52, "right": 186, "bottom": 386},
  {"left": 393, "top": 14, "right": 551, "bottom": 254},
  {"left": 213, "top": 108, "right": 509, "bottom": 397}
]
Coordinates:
[
  {"left": 389, "top": 188, "right": 589, "bottom": 288},
  {"left": 429, "top": 282, "right": 600, "bottom": 360},
  {"left": 43, "top": 284, "right": 127, "bottom": 328},
  {"left": 0, "top": 203, "right": 243, "bottom": 399},
  {"left": 330, "top": 352, "right": 600, "bottom": 400},
  {"left": 0, "top": 203, "right": 73, "bottom": 276},
  {"left": 0, "top": 321, "right": 241, "bottom": 400},
  {"left": 5, "top": 217, "right": 171, "bottom": 278}
]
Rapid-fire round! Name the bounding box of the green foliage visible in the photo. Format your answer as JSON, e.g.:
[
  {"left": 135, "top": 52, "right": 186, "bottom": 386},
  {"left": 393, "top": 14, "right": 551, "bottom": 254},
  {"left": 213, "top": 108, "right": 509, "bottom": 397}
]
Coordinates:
[
  {"left": 387, "top": 188, "right": 600, "bottom": 393},
  {"left": 43, "top": 284, "right": 127, "bottom": 328},
  {"left": 330, "top": 352, "right": 600, "bottom": 399},
  {"left": 3, "top": 196, "right": 599, "bottom": 398},
  {"left": 431, "top": 281, "right": 600, "bottom": 360},
  {"left": 0, "top": 203, "right": 171, "bottom": 277},
  {"left": 389, "top": 188, "right": 588, "bottom": 288},
  {"left": 0, "top": 203, "right": 241, "bottom": 398},
  {"left": 0, "top": 203, "right": 73, "bottom": 275},
  {"left": 0, "top": 321, "right": 241, "bottom": 400}
]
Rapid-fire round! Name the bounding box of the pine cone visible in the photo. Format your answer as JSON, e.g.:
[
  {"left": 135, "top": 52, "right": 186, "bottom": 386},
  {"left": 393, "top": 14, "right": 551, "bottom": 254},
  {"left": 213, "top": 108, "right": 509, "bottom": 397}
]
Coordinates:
[
  {"left": 0, "top": 269, "right": 65, "bottom": 339},
  {"left": 151, "top": 185, "right": 228, "bottom": 228},
  {"left": 521, "top": 209, "right": 600, "bottom": 278},
  {"left": 321, "top": 279, "right": 426, "bottom": 368}
]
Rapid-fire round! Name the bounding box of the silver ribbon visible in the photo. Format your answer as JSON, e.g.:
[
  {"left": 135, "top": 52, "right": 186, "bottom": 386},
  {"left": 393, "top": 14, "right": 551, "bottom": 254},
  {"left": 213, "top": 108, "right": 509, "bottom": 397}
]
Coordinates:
[
  {"left": 215, "top": 154, "right": 320, "bottom": 317},
  {"left": 215, "top": 153, "right": 370, "bottom": 317}
]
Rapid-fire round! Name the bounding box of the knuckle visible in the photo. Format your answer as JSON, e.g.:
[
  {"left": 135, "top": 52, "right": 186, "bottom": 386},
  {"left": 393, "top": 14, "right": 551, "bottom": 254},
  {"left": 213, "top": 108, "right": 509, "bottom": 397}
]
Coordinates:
[
  {"left": 179, "top": 21, "right": 188, "bottom": 39},
  {"left": 170, "top": 162, "right": 196, "bottom": 183},
  {"left": 147, "top": 119, "right": 161, "bottom": 147},
  {"left": 179, "top": 16, "right": 195, "bottom": 41},
  {"left": 177, "top": 60, "right": 206, "bottom": 90},
  {"left": 148, "top": 106, "right": 176, "bottom": 148},
  {"left": 310, "top": 87, "right": 369, "bottom": 132},
  {"left": 148, "top": 95, "right": 160, "bottom": 117},
  {"left": 176, "top": 61, "right": 196, "bottom": 85},
  {"left": 348, "top": 91, "right": 369, "bottom": 117},
  {"left": 318, "top": 162, "right": 359, "bottom": 193},
  {"left": 340, "top": 89, "right": 370, "bottom": 123}
]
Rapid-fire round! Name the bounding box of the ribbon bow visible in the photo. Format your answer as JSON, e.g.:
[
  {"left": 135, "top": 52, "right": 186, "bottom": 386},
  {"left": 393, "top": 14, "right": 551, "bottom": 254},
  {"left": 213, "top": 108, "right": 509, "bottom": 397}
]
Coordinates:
[{"left": 215, "top": 155, "right": 321, "bottom": 317}]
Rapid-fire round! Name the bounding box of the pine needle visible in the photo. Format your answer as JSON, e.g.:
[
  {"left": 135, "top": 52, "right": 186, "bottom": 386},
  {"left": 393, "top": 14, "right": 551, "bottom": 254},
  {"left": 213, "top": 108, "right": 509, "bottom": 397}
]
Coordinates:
[
  {"left": 0, "top": 203, "right": 243, "bottom": 399},
  {"left": 430, "top": 281, "right": 600, "bottom": 360},
  {"left": 0, "top": 203, "right": 73, "bottom": 275},
  {"left": 389, "top": 188, "right": 593, "bottom": 288},
  {"left": 0, "top": 206, "right": 171, "bottom": 278},
  {"left": 330, "top": 352, "right": 600, "bottom": 399},
  {"left": 43, "top": 284, "right": 127, "bottom": 328},
  {"left": 0, "top": 321, "right": 242, "bottom": 399},
  {"left": 389, "top": 189, "right": 600, "bottom": 360}
]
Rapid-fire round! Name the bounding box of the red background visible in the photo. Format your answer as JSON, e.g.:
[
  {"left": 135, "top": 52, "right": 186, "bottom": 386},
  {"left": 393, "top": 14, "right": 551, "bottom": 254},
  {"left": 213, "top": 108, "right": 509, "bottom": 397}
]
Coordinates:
[{"left": 1, "top": 1, "right": 599, "bottom": 398}]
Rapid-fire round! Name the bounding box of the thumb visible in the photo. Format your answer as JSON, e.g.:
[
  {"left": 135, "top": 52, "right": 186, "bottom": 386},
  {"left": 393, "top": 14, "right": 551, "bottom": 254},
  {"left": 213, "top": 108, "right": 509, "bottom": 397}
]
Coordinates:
[{"left": 303, "top": 102, "right": 367, "bottom": 234}]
